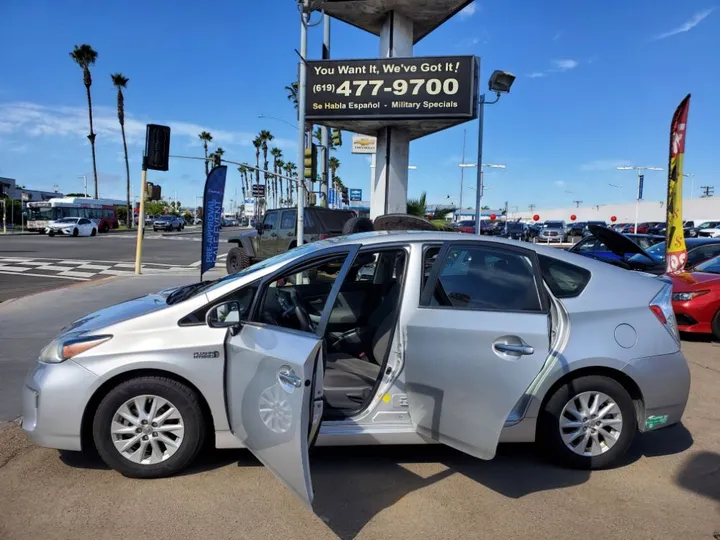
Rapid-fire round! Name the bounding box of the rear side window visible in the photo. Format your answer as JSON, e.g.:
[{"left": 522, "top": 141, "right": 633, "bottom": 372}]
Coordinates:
[
  {"left": 538, "top": 255, "right": 591, "bottom": 299},
  {"left": 315, "top": 210, "right": 354, "bottom": 232},
  {"left": 280, "top": 210, "right": 296, "bottom": 230}
]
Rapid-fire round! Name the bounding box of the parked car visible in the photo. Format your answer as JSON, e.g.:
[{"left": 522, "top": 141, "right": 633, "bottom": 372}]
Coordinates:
[
  {"left": 45, "top": 217, "right": 98, "bottom": 237},
  {"left": 537, "top": 220, "right": 567, "bottom": 243},
  {"left": 225, "top": 207, "right": 356, "bottom": 274},
  {"left": 501, "top": 221, "right": 530, "bottom": 241},
  {"left": 565, "top": 222, "right": 587, "bottom": 238},
  {"left": 624, "top": 237, "right": 720, "bottom": 272},
  {"left": 527, "top": 223, "right": 542, "bottom": 239},
  {"left": 568, "top": 231, "right": 664, "bottom": 265},
  {"left": 647, "top": 223, "right": 667, "bottom": 236},
  {"left": 685, "top": 220, "right": 720, "bottom": 238},
  {"left": 634, "top": 222, "right": 663, "bottom": 234},
  {"left": 454, "top": 219, "right": 476, "bottom": 234},
  {"left": 153, "top": 215, "right": 185, "bottom": 232},
  {"left": 22, "top": 230, "right": 690, "bottom": 503},
  {"left": 670, "top": 254, "right": 720, "bottom": 339}
]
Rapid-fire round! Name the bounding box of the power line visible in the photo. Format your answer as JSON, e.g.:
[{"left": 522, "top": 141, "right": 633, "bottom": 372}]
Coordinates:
[
  {"left": 573, "top": 200, "right": 583, "bottom": 208},
  {"left": 700, "top": 185, "right": 714, "bottom": 198}
]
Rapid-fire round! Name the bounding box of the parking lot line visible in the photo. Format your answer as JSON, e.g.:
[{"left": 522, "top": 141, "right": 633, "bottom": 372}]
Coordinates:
[
  {"left": 58, "top": 270, "right": 98, "bottom": 278},
  {"left": 0, "top": 270, "right": 88, "bottom": 281},
  {"left": 77, "top": 264, "right": 113, "bottom": 271},
  {"left": 98, "top": 269, "right": 135, "bottom": 276},
  {"left": 0, "top": 265, "right": 30, "bottom": 272}
]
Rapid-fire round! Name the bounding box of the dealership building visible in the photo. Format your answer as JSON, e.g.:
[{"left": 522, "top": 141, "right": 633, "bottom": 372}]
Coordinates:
[{"left": 515, "top": 197, "right": 720, "bottom": 224}]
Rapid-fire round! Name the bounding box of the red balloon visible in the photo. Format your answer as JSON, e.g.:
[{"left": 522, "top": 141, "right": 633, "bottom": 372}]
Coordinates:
[
  {"left": 570, "top": 214, "right": 577, "bottom": 221},
  {"left": 490, "top": 213, "right": 497, "bottom": 221},
  {"left": 610, "top": 215, "right": 617, "bottom": 222},
  {"left": 533, "top": 214, "right": 540, "bottom": 222}
]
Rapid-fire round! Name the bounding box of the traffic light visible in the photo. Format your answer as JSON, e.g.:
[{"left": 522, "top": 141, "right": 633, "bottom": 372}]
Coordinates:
[
  {"left": 309, "top": 193, "right": 317, "bottom": 206},
  {"left": 304, "top": 144, "right": 317, "bottom": 180},
  {"left": 145, "top": 182, "right": 161, "bottom": 201},
  {"left": 212, "top": 153, "right": 222, "bottom": 168},
  {"left": 144, "top": 124, "right": 171, "bottom": 171},
  {"left": 331, "top": 129, "right": 342, "bottom": 147},
  {"left": 341, "top": 187, "right": 349, "bottom": 205}
]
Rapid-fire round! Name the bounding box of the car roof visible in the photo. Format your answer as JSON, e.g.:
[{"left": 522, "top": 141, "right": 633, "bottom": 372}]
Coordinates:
[{"left": 686, "top": 237, "right": 720, "bottom": 247}]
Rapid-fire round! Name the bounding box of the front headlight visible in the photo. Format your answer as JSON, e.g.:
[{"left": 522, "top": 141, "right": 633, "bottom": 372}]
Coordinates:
[
  {"left": 672, "top": 290, "right": 709, "bottom": 302},
  {"left": 39, "top": 335, "right": 112, "bottom": 363}
]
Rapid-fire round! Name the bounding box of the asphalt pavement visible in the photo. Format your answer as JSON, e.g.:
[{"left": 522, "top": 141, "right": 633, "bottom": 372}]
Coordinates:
[
  {"left": 0, "top": 340, "right": 717, "bottom": 539},
  {"left": 0, "top": 226, "right": 244, "bottom": 301}
]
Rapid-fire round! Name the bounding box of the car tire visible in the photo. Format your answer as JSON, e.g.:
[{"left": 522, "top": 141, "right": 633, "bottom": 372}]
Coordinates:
[
  {"left": 48, "top": 231, "right": 55, "bottom": 237},
  {"left": 226, "top": 246, "right": 250, "bottom": 275},
  {"left": 91, "top": 228, "right": 97, "bottom": 236},
  {"left": 92, "top": 376, "right": 206, "bottom": 479},
  {"left": 537, "top": 375, "right": 636, "bottom": 470},
  {"left": 342, "top": 216, "right": 374, "bottom": 235},
  {"left": 710, "top": 310, "right": 720, "bottom": 341},
  {"left": 72, "top": 228, "right": 79, "bottom": 237},
  {"left": 101, "top": 223, "right": 110, "bottom": 234},
  {"left": 153, "top": 228, "right": 158, "bottom": 232}
]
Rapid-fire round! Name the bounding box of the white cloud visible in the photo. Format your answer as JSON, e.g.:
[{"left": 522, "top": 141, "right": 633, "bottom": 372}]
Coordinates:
[
  {"left": 554, "top": 180, "right": 566, "bottom": 187},
  {"left": 0, "top": 101, "right": 296, "bottom": 156},
  {"left": 553, "top": 59, "right": 579, "bottom": 71},
  {"left": 653, "top": 8, "right": 715, "bottom": 40},
  {"left": 552, "top": 30, "right": 563, "bottom": 41},
  {"left": 527, "top": 58, "right": 579, "bottom": 78},
  {"left": 458, "top": 2, "right": 478, "bottom": 19},
  {"left": 580, "top": 159, "right": 632, "bottom": 171}
]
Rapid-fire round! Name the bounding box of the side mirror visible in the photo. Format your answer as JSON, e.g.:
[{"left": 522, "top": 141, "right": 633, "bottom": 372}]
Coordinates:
[
  {"left": 206, "top": 301, "right": 242, "bottom": 329},
  {"left": 256, "top": 222, "right": 263, "bottom": 234}
]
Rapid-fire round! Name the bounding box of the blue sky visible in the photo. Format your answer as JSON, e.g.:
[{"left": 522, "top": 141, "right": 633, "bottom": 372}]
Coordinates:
[{"left": 0, "top": 0, "right": 718, "bottom": 212}]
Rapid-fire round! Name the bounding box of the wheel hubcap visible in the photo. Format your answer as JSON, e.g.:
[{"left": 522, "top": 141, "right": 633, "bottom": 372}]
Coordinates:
[
  {"left": 558, "top": 391, "right": 623, "bottom": 457},
  {"left": 111, "top": 395, "right": 185, "bottom": 465}
]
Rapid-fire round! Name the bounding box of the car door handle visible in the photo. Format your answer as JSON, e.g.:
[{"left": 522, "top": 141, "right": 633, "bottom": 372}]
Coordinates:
[
  {"left": 493, "top": 343, "right": 534, "bottom": 356},
  {"left": 278, "top": 368, "right": 302, "bottom": 388}
]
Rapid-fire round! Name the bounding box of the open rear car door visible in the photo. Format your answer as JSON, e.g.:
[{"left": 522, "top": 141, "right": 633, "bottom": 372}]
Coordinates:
[{"left": 225, "top": 324, "right": 324, "bottom": 507}]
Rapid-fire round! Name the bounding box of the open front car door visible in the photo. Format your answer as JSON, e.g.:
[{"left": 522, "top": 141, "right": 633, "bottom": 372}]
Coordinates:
[{"left": 225, "top": 324, "right": 324, "bottom": 507}]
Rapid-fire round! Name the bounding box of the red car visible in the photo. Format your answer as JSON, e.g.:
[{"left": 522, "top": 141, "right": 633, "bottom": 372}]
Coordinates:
[
  {"left": 454, "top": 219, "right": 476, "bottom": 234},
  {"left": 670, "top": 254, "right": 720, "bottom": 339}
]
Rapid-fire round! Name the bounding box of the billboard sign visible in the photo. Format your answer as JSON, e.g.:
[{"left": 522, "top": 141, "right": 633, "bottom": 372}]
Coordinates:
[
  {"left": 306, "top": 56, "right": 478, "bottom": 122},
  {"left": 352, "top": 135, "right": 377, "bottom": 154},
  {"left": 349, "top": 188, "right": 362, "bottom": 201}
]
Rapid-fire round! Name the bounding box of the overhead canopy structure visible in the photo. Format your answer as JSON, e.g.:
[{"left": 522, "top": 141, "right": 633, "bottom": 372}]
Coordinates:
[{"left": 319, "top": 0, "right": 474, "bottom": 43}]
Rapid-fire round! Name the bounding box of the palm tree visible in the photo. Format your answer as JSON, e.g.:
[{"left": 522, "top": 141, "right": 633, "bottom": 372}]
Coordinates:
[
  {"left": 328, "top": 156, "right": 340, "bottom": 191},
  {"left": 252, "top": 135, "right": 262, "bottom": 188},
  {"left": 111, "top": 73, "right": 131, "bottom": 228},
  {"left": 208, "top": 147, "right": 225, "bottom": 168},
  {"left": 407, "top": 191, "right": 427, "bottom": 217},
  {"left": 70, "top": 44, "right": 99, "bottom": 198},
  {"left": 285, "top": 81, "right": 299, "bottom": 112},
  {"left": 259, "top": 130, "right": 274, "bottom": 209},
  {"left": 276, "top": 158, "right": 285, "bottom": 207},
  {"left": 284, "top": 162, "right": 296, "bottom": 206},
  {"left": 270, "top": 147, "right": 282, "bottom": 209},
  {"left": 199, "top": 131, "right": 213, "bottom": 176},
  {"left": 237, "top": 165, "right": 249, "bottom": 206}
]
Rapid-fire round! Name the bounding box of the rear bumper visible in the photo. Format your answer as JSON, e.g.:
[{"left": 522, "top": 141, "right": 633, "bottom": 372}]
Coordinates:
[{"left": 621, "top": 350, "right": 691, "bottom": 432}]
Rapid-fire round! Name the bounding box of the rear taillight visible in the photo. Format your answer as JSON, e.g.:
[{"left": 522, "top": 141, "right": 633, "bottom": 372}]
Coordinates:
[{"left": 650, "top": 283, "right": 680, "bottom": 342}]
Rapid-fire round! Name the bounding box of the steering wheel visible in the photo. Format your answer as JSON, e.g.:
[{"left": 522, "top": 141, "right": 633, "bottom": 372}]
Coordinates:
[{"left": 277, "top": 289, "right": 315, "bottom": 332}]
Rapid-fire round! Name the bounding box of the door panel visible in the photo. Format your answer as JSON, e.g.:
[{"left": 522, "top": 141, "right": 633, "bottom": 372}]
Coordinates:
[
  {"left": 225, "top": 323, "right": 322, "bottom": 507},
  {"left": 405, "top": 309, "right": 549, "bottom": 460}
]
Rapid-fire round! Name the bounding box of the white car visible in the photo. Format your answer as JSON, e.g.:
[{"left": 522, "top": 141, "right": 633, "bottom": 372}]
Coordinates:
[
  {"left": 46, "top": 217, "right": 98, "bottom": 237},
  {"left": 698, "top": 227, "right": 720, "bottom": 238}
]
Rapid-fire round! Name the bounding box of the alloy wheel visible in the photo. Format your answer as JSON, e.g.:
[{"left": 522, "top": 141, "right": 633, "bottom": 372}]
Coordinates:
[
  {"left": 111, "top": 394, "right": 185, "bottom": 465},
  {"left": 558, "top": 391, "right": 623, "bottom": 457}
]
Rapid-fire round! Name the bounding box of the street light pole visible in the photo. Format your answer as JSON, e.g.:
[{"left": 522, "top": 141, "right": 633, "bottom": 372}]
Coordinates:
[
  {"left": 296, "top": 8, "right": 309, "bottom": 246},
  {"left": 617, "top": 165, "right": 663, "bottom": 232},
  {"left": 459, "top": 129, "right": 466, "bottom": 215}
]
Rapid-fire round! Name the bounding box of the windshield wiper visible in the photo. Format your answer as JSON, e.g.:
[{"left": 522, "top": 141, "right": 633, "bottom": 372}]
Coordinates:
[{"left": 166, "top": 281, "right": 211, "bottom": 305}]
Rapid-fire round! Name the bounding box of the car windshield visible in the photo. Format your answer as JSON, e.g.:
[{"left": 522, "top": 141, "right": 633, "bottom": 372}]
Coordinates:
[
  {"left": 166, "top": 241, "right": 330, "bottom": 305},
  {"left": 694, "top": 255, "right": 720, "bottom": 274},
  {"left": 56, "top": 218, "right": 79, "bottom": 223},
  {"left": 544, "top": 222, "right": 563, "bottom": 228},
  {"left": 698, "top": 221, "right": 720, "bottom": 229}
]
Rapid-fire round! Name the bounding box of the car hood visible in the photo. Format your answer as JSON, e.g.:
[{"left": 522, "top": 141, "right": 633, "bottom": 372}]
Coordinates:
[
  {"left": 670, "top": 271, "right": 720, "bottom": 290},
  {"left": 587, "top": 224, "right": 652, "bottom": 259},
  {"left": 47, "top": 220, "right": 76, "bottom": 228},
  {"left": 58, "top": 286, "right": 180, "bottom": 337},
  {"left": 699, "top": 228, "right": 720, "bottom": 233}
]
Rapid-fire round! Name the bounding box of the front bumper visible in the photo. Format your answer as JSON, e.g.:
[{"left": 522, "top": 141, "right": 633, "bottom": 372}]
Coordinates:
[
  {"left": 621, "top": 350, "right": 691, "bottom": 432},
  {"left": 673, "top": 297, "right": 714, "bottom": 335},
  {"left": 153, "top": 223, "right": 173, "bottom": 230},
  {"left": 45, "top": 227, "right": 73, "bottom": 235},
  {"left": 22, "top": 360, "right": 99, "bottom": 451},
  {"left": 538, "top": 234, "right": 563, "bottom": 242}
]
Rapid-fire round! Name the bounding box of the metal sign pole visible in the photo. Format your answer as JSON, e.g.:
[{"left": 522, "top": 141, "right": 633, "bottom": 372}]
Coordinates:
[{"left": 296, "top": 8, "right": 309, "bottom": 246}]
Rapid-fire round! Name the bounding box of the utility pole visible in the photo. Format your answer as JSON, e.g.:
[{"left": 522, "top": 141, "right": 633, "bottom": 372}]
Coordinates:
[
  {"left": 319, "top": 11, "right": 331, "bottom": 207},
  {"left": 700, "top": 185, "right": 715, "bottom": 198},
  {"left": 296, "top": 4, "right": 309, "bottom": 245},
  {"left": 529, "top": 204, "right": 536, "bottom": 213},
  {"left": 573, "top": 200, "right": 583, "bottom": 208}
]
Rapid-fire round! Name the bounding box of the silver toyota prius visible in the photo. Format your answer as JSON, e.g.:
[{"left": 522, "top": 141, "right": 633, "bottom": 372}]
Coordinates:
[{"left": 22, "top": 231, "right": 690, "bottom": 507}]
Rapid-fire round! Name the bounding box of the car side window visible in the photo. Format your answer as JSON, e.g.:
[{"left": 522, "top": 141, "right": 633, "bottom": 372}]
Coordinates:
[
  {"left": 538, "top": 255, "right": 591, "bottom": 298},
  {"left": 688, "top": 245, "right": 716, "bottom": 267},
  {"left": 255, "top": 254, "right": 348, "bottom": 331},
  {"left": 573, "top": 237, "right": 606, "bottom": 252},
  {"left": 423, "top": 245, "right": 542, "bottom": 312},
  {"left": 422, "top": 245, "right": 442, "bottom": 290},
  {"left": 179, "top": 284, "right": 258, "bottom": 326},
  {"left": 263, "top": 212, "right": 278, "bottom": 231},
  {"left": 280, "top": 210, "right": 296, "bottom": 230}
]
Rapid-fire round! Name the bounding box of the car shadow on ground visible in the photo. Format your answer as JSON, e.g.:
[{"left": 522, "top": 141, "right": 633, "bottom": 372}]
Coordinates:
[
  {"left": 675, "top": 450, "right": 720, "bottom": 502},
  {"left": 59, "top": 423, "right": 693, "bottom": 540}
]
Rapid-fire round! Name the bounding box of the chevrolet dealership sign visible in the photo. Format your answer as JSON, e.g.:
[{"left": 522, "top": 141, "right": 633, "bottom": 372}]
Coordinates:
[{"left": 351, "top": 135, "right": 377, "bottom": 154}]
